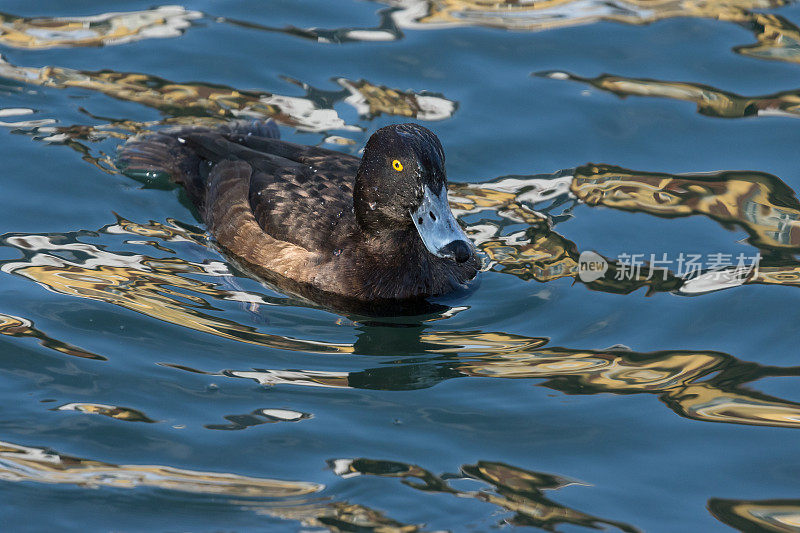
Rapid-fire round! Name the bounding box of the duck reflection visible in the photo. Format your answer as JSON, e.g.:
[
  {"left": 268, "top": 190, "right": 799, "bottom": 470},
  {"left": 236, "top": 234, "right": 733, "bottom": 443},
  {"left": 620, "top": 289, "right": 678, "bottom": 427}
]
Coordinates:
[
  {"left": 330, "top": 457, "right": 639, "bottom": 531},
  {"left": 709, "top": 498, "right": 800, "bottom": 531},
  {"left": 195, "top": 327, "right": 800, "bottom": 430},
  {"left": 537, "top": 71, "right": 800, "bottom": 119}
]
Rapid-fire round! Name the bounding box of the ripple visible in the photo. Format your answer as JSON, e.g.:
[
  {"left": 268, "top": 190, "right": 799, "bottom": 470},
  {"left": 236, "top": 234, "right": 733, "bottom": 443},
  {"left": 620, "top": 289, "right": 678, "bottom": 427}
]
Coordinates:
[
  {"left": 537, "top": 71, "right": 800, "bottom": 119},
  {"left": 0, "top": 312, "right": 105, "bottom": 361},
  {"left": 330, "top": 457, "right": 640, "bottom": 532},
  {"left": 709, "top": 498, "right": 800, "bottom": 531},
  {"left": 205, "top": 408, "right": 312, "bottom": 431},
  {"left": 173, "top": 329, "right": 800, "bottom": 429},
  {"left": 0, "top": 57, "right": 456, "bottom": 133},
  {"left": 0, "top": 438, "right": 321, "bottom": 497},
  {"left": 0, "top": 7, "right": 202, "bottom": 49},
  {"left": 0, "top": 223, "right": 354, "bottom": 353},
  {"left": 572, "top": 164, "right": 800, "bottom": 252},
  {"left": 53, "top": 402, "right": 156, "bottom": 423},
  {"left": 221, "top": 0, "right": 800, "bottom": 64},
  {"left": 457, "top": 164, "right": 800, "bottom": 295}
]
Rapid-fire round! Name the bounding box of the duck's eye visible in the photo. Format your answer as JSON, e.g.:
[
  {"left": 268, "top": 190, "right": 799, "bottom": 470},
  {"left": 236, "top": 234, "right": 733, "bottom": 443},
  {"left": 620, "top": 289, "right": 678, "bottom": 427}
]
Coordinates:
[{"left": 392, "top": 159, "right": 403, "bottom": 172}]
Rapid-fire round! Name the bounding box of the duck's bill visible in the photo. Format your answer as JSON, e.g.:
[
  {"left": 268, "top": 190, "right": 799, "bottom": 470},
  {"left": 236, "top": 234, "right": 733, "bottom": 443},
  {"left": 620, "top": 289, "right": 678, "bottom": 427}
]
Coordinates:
[{"left": 411, "top": 185, "right": 473, "bottom": 263}]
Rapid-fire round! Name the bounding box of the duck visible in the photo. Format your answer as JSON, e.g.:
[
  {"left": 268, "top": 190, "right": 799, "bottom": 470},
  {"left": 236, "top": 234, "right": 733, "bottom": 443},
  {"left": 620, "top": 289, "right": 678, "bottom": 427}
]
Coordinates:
[{"left": 117, "top": 121, "right": 479, "bottom": 310}]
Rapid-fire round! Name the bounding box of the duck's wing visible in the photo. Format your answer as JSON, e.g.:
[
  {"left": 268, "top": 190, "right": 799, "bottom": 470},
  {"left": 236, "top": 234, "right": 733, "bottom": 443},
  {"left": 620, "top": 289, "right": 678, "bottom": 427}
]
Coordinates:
[
  {"left": 203, "top": 159, "right": 318, "bottom": 286},
  {"left": 179, "top": 132, "right": 362, "bottom": 254},
  {"left": 118, "top": 121, "right": 362, "bottom": 255}
]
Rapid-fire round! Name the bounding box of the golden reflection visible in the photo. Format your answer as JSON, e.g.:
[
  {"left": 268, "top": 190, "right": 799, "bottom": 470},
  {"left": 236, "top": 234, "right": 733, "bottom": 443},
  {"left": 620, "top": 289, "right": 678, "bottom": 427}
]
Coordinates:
[
  {"left": 709, "top": 498, "right": 800, "bottom": 532},
  {"left": 450, "top": 174, "right": 685, "bottom": 294},
  {"left": 753, "top": 260, "right": 800, "bottom": 287},
  {"left": 0, "top": 57, "right": 456, "bottom": 132},
  {"left": 331, "top": 458, "right": 640, "bottom": 532},
  {"left": 54, "top": 402, "right": 156, "bottom": 423},
  {"left": 571, "top": 164, "right": 800, "bottom": 252},
  {"left": 244, "top": 499, "right": 424, "bottom": 532},
  {"left": 226, "top": 0, "right": 800, "bottom": 64},
  {"left": 0, "top": 222, "right": 354, "bottom": 354},
  {"left": 104, "top": 215, "right": 207, "bottom": 246},
  {"left": 0, "top": 312, "right": 105, "bottom": 360},
  {"left": 450, "top": 341, "right": 800, "bottom": 429},
  {"left": 0, "top": 436, "right": 425, "bottom": 531},
  {"left": 734, "top": 11, "right": 800, "bottom": 64},
  {"left": 0, "top": 438, "right": 321, "bottom": 497},
  {"left": 538, "top": 71, "right": 800, "bottom": 119},
  {"left": 204, "top": 330, "right": 800, "bottom": 429},
  {"left": 0, "top": 7, "right": 201, "bottom": 49},
  {"left": 19, "top": 1, "right": 796, "bottom": 66},
  {"left": 454, "top": 165, "right": 800, "bottom": 294}
]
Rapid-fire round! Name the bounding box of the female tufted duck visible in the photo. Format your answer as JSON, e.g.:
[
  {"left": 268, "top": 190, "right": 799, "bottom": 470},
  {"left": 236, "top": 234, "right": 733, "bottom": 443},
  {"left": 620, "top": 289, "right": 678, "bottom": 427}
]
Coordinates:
[{"left": 117, "top": 121, "right": 479, "bottom": 309}]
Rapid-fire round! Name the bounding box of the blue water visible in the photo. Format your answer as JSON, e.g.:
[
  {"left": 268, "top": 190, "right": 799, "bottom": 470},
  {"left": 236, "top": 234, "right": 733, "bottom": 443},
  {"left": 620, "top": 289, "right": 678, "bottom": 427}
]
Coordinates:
[{"left": 2, "top": 1, "right": 800, "bottom": 531}]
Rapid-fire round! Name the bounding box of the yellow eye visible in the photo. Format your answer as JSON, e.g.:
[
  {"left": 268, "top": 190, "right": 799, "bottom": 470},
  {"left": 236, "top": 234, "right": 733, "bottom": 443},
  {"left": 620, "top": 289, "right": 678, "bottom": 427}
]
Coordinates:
[{"left": 392, "top": 159, "right": 403, "bottom": 172}]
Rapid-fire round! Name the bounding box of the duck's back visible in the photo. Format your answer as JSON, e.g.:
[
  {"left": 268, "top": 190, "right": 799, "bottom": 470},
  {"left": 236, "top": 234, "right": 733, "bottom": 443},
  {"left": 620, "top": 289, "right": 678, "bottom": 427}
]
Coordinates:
[{"left": 119, "top": 121, "right": 360, "bottom": 255}]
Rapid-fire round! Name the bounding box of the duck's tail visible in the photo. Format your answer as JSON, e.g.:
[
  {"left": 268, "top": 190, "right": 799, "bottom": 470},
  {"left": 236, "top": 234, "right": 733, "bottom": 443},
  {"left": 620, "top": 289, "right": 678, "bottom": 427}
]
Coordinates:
[{"left": 115, "top": 119, "right": 279, "bottom": 205}]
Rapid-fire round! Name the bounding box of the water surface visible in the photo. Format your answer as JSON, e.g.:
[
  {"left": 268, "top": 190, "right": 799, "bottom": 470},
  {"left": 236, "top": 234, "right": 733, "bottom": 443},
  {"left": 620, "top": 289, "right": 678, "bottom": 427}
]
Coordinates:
[{"left": 2, "top": 1, "right": 800, "bottom": 531}]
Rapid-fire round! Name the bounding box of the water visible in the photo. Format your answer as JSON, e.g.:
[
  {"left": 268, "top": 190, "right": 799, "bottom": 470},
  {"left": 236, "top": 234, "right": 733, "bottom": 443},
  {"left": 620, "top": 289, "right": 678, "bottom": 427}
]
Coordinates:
[{"left": 1, "top": 1, "right": 800, "bottom": 531}]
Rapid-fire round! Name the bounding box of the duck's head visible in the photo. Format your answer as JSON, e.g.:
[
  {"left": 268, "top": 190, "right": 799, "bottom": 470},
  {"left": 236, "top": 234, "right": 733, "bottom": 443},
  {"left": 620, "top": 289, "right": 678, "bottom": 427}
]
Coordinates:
[{"left": 354, "top": 123, "right": 474, "bottom": 263}]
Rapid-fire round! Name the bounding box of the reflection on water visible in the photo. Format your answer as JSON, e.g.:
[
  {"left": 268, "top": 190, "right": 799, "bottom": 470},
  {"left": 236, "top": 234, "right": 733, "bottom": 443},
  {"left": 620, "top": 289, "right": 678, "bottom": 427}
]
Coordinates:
[
  {"left": 245, "top": 500, "right": 425, "bottom": 532},
  {"left": 454, "top": 169, "right": 800, "bottom": 296},
  {"left": 452, "top": 173, "right": 687, "bottom": 294},
  {"left": 0, "top": 56, "right": 456, "bottom": 176},
  {"left": 537, "top": 71, "right": 800, "bottom": 119},
  {"left": 0, "top": 438, "right": 419, "bottom": 531},
  {"left": 331, "top": 458, "right": 640, "bottom": 532},
  {"left": 3, "top": 435, "right": 630, "bottom": 531},
  {"left": 3, "top": 30, "right": 798, "bottom": 298},
  {"left": 206, "top": 408, "right": 312, "bottom": 431},
  {"left": 0, "top": 220, "right": 353, "bottom": 353},
  {"left": 0, "top": 311, "right": 105, "bottom": 360},
  {"left": 2, "top": 171, "right": 799, "bottom": 533},
  {"left": 476, "top": 163, "right": 800, "bottom": 295},
  {"left": 5, "top": 2, "right": 798, "bottom": 66},
  {"left": 709, "top": 498, "right": 800, "bottom": 532},
  {"left": 0, "top": 56, "right": 455, "bottom": 133},
  {"left": 0, "top": 7, "right": 201, "bottom": 49},
  {"left": 167, "top": 327, "right": 800, "bottom": 429},
  {"left": 222, "top": 0, "right": 800, "bottom": 64},
  {"left": 9, "top": 210, "right": 791, "bottom": 431},
  {"left": 0, "top": 438, "right": 321, "bottom": 497},
  {"left": 53, "top": 402, "right": 156, "bottom": 423},
  {"left": 571, "top": 163, "right": 800, "bottom": 253}
]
